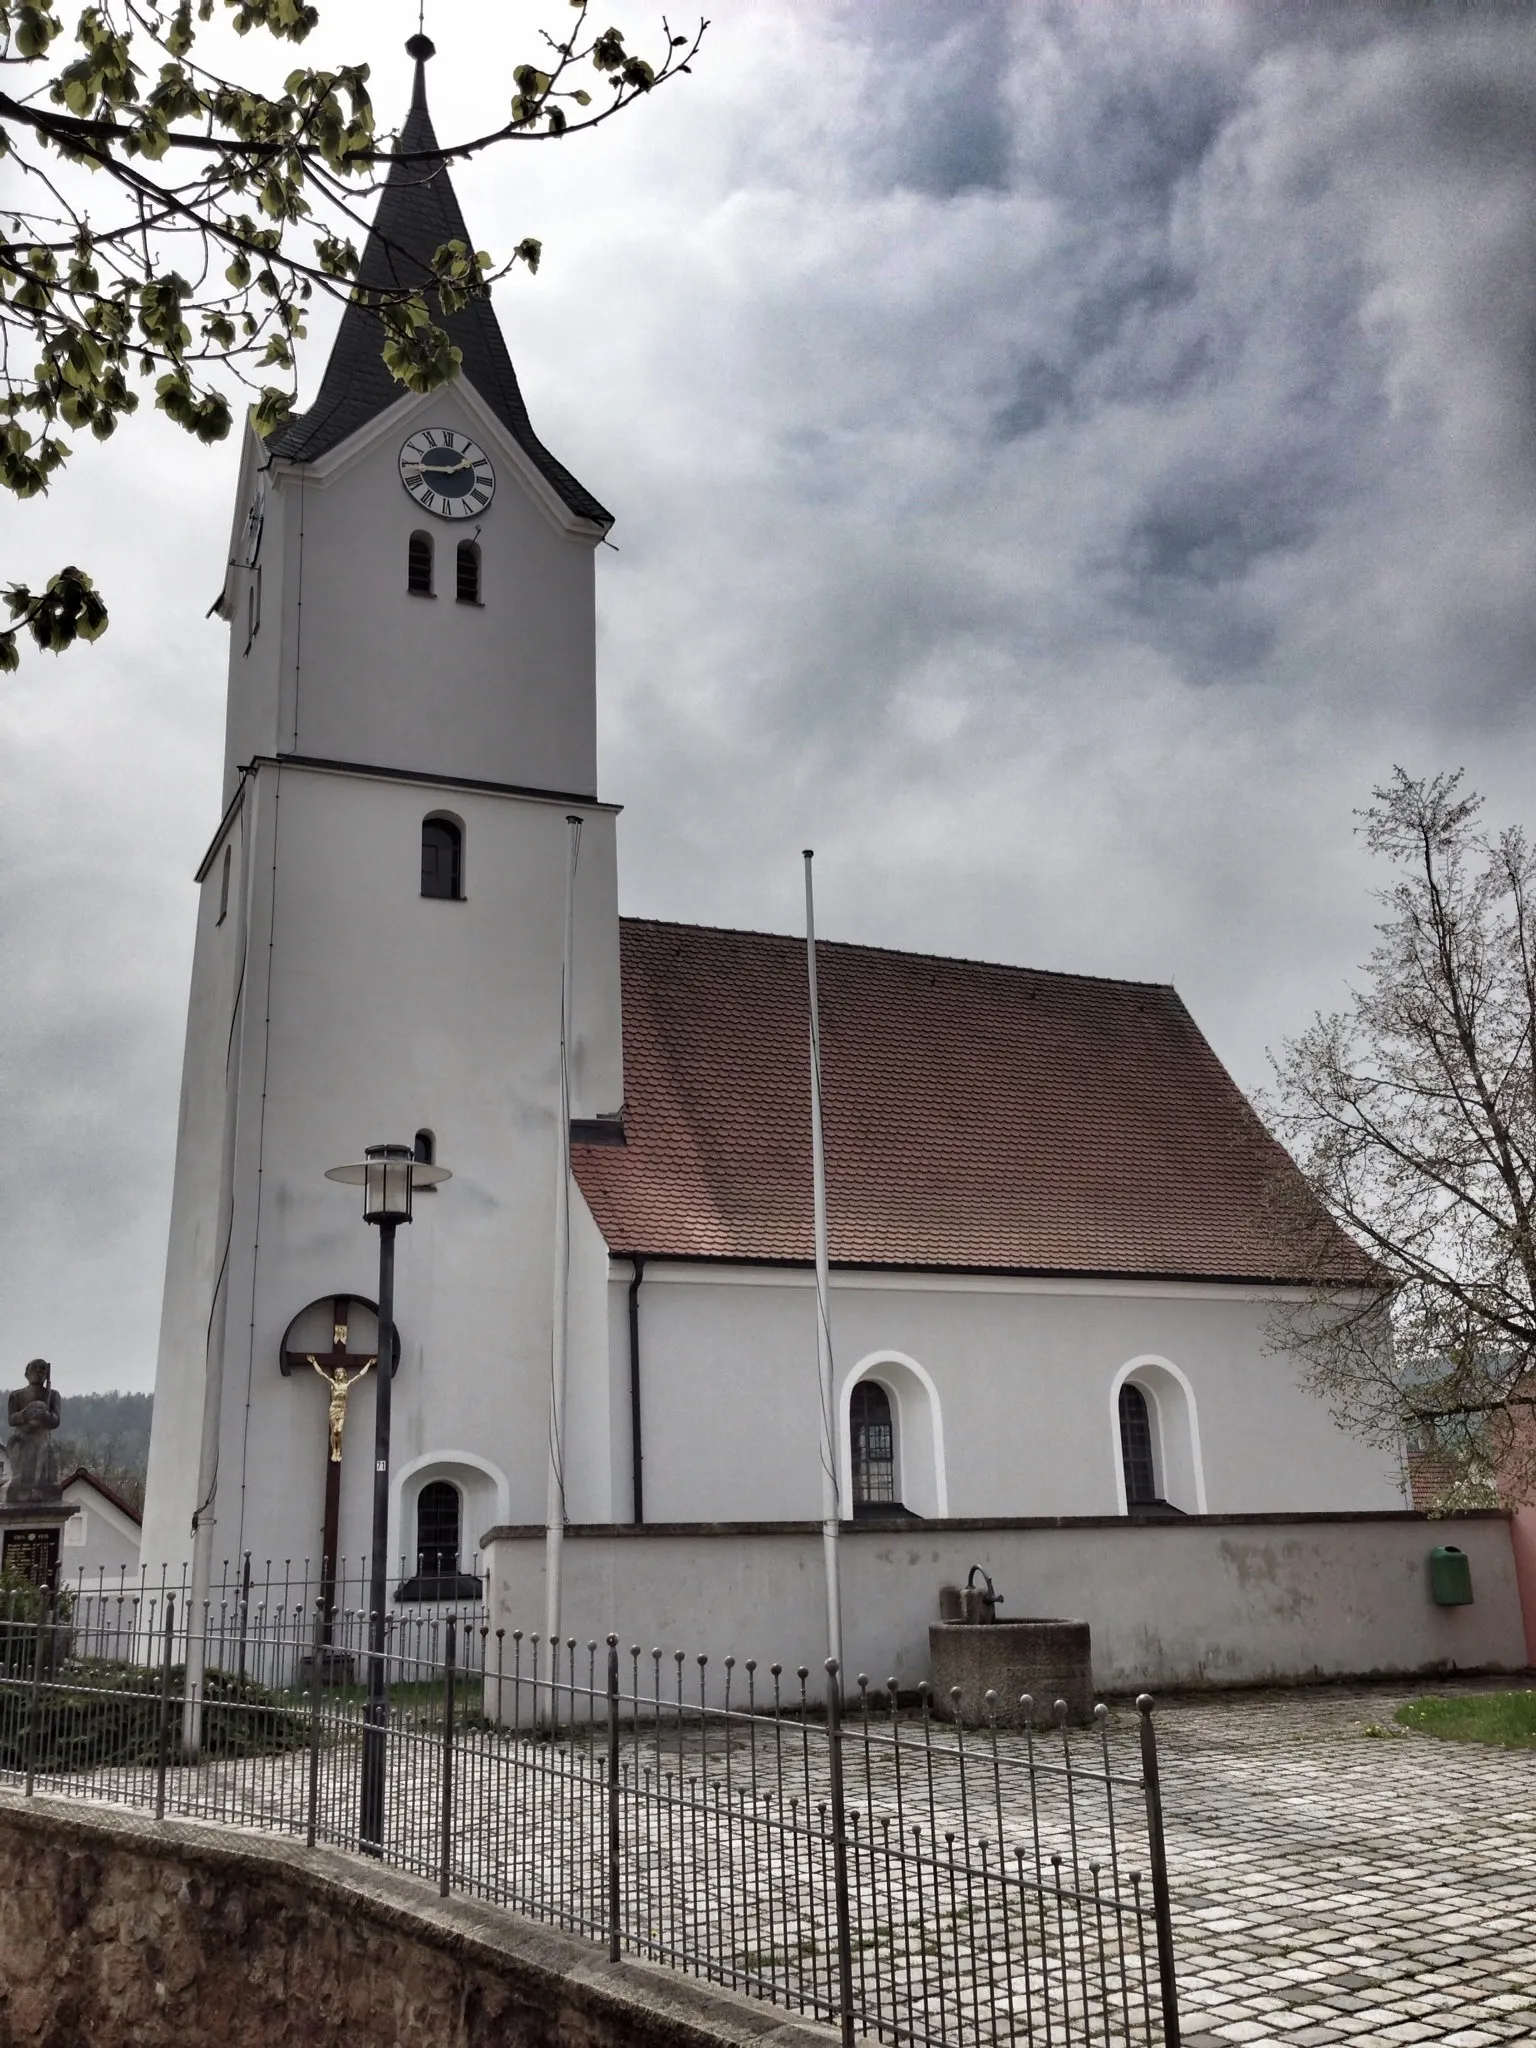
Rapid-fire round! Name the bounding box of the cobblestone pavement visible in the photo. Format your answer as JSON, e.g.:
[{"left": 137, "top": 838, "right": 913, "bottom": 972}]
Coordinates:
[{"left": 1149, "top": 1677, "right": 1536, "bottom": 2048}]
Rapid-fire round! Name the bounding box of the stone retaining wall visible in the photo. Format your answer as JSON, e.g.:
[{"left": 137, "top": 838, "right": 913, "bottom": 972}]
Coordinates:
[{"left": 0, "top": 1793, "right": 831, "bottom": 2048}]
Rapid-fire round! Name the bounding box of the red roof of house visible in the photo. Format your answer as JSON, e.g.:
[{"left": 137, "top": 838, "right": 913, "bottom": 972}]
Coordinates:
[{"left": 571, "top": 919, "right": 1359, "bottom": 1282}]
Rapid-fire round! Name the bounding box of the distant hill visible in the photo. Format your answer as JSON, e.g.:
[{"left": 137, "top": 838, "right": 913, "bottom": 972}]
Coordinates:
[{"left": 52, "top": 1390, "right": 153, "bottom": 1516}]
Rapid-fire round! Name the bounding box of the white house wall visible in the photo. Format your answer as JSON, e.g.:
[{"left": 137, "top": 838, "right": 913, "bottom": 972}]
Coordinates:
[
  {"left": 620, "top": 1264, "right": 1404, "bottom": 1524},
  {"left": 59, "top": 1482, "right": 143, "bottom": 1587}
]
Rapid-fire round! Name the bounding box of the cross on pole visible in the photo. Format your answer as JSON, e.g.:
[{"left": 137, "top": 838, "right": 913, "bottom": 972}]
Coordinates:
[{"left": 282, "top": 1296, "right": 379, "bottom": 1645}]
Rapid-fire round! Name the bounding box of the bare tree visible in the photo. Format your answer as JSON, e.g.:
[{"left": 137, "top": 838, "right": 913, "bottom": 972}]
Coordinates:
[
  {"left": 1268, "top": 769, "right": 1536, "bottom": 1507},
  {"left": 0, "top": 0, "right": 705, "bottom": 667}
]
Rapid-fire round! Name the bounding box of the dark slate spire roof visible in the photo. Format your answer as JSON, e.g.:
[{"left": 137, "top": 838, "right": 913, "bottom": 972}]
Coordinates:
[{"left": 270, "top": 38, "right": 611, "bottom": 527}]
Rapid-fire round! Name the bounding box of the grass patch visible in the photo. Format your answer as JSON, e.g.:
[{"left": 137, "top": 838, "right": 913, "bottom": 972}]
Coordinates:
[
  {"left": 1394, "top": 1691, "right": 1536, "bottom": 1749},
  {"left": 0, "top": 1661, "right": 309, "bottom": 1772}
]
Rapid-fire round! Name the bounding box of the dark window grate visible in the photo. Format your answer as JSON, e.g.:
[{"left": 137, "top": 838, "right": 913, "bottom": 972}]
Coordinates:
[
  {"left": 456, "top": 540, "right": 480, "bottom": 604},
  {"left": 1119, "top": 1383, "right": 1157, "bottom": 1505},
  {"left": 421, "top": 817, "right": 462, "bottom": 899},
  {"left": 416, "top": 1480, "right": 461, "bottom": 1577},
  {"left": 408, "top": 531, "right": 434, "bottom": 595},
  {"left": 851, "top": 1380, "right": 896, "bottom": 1505}
]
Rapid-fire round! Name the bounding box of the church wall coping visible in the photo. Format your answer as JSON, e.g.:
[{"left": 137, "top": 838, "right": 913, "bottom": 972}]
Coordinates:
[
  {"left": 195, "top": 753, "right": 622, "bottom": 880},
  {"left": 266, "top": 752, "right": 616, "bottom": 809},
  {"left": 481, "top": 1507, "right": 1509, "bottom": 1544}
]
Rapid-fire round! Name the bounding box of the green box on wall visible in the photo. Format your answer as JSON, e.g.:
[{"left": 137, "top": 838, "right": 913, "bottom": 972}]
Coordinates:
[{"left": 1429, "top": 1545, "right": 1474, "bottom": 1606}]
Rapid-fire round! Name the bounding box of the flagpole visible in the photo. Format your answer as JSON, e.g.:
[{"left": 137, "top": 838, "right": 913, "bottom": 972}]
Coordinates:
[
  {"left": 545, "top": 814, "right": 583, "bottom": 1663},
  {"left": 804, "top": 850, "right": 844, "bottom": 1676}
]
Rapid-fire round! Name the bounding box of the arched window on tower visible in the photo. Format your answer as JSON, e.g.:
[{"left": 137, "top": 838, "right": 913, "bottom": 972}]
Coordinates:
[
  {"left": 216, "top": 845, "right": 232, "bottom": 926},
  {"left": 420, "top": 815, "right": 462, "bottom": 900},
  {"left": 1118, "top": 1383, "right": 1158, "bottom": 1508},
  {"left": 394, "top": 1479, "right": 483, "bottom": 1602},
  {"left": 850, "top": 1380, "right": 901, "bottom": 1517},
  {"left": 413, "top": 1128, "right": 437, "bottom": 1193},
  {"left": 408, "top": 530, "right": 434, "bottom": 596},
  {"left": 455, "top": 539, "right": 481, "bottom": 605},
  {"left": 417, "top": 1480, "right": 461, "bottom": 1576}
]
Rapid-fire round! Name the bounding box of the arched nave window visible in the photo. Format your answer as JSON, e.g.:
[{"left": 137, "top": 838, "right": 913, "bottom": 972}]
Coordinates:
[
  {"left": 456, "top": 539, "right": 481, "bottom": 605},
  {"left": 1111, "top": 1359, "right": 1206, "bottom": 1516},
  {"left": 420, "top": 815, "right": 462, "bottom": 900},
  {"left": 408, "top": 530, "right": 434, "bottom": 596},
  {"left": 840, "top": 1355, "right": 947, "bottom": 1520},
  {"left": 851, "top": 1380, "right": 897, "bottom": 1514},
  {"left": 1118, "top": 1383, "right": 1158, "bottom": 1507}
]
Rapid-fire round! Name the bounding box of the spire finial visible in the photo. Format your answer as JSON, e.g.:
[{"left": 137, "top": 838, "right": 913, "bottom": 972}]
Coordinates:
[{"left": 406, "top": 27, "right": 435, "bottom": 111}]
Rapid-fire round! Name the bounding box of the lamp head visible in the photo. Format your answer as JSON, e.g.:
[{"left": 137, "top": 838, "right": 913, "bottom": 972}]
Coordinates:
[{"left": 326, "top": 1143, "right": 449, "bottom": 1225}]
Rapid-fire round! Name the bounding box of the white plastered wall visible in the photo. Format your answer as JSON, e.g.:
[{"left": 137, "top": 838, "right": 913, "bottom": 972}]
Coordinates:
[
  {"left": 220, "top": 383, "right": 604, "bottom": 804},
  {"left": 612, "top": 1264, "right": 1403, "bottom": 1524},
  {"left": 147, "top": 759, "right": 623, "bottom": 1583}
]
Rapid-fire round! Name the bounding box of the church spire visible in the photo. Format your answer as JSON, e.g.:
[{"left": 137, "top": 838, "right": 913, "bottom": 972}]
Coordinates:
[
  {"left": 406, "top": 29, "right": 434, "bottom": 113},
  {"left": 269, "top": 38, "right": 610, "bottom": 528}
]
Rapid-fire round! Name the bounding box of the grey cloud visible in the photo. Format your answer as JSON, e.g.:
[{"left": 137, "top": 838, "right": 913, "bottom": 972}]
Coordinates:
[{"left": 5, "top": 1, "right": 1536, "bottom": 1390}]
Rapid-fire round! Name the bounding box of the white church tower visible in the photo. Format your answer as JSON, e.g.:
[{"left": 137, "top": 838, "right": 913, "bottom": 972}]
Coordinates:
[{"left": 140, "top": 39, "right": 626, "bottom": 1589}]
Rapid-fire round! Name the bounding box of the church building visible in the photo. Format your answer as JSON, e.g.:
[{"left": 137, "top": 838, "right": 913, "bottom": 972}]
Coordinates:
[{"left": 143, "top": 46, "right": 1503, "bottom": 1694}]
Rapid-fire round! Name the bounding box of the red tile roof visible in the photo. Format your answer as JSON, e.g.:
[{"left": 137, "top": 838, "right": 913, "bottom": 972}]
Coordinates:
[{"left": 572, "top": 919, "right": 1361, "bottom": 1281}]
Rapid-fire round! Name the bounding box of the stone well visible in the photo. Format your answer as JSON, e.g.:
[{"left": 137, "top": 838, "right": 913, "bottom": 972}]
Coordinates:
[{"left": 928, "top": 1618, "right": 1094, "bottom": 1727}]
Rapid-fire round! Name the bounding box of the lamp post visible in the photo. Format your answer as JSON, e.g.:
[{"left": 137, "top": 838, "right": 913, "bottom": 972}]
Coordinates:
[{"left": 325, "top": 1141, "right": 449, "bottom": 1856}]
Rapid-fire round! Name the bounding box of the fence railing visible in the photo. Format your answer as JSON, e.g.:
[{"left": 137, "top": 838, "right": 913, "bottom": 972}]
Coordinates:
[
  {"left": 0, "top": 1575, "right": 1180, "bottom": 2048},
  {"left": 54, "top": 1554, "right": 490, "bottom": 1686}
]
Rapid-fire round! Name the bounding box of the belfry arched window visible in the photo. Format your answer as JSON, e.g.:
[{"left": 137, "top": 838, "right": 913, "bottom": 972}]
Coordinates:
[
  {"left": 1118, "top": 1383, "right": 1158, "bottom": 1508},
  {"left": 850, "top": 1380, "right": 897, "bottom": 1515},
  {"left": 421, "top": 815, "right": 462, "bottom": 900},
  {"left": 408, "top": 530, "right": 434, "bottom": 596},
  {"left": 412, "top": 1128, "right": 437, "bottom": 1192},
  {"left": 456, "top": 539, "right": 481, "bottom": 605}
]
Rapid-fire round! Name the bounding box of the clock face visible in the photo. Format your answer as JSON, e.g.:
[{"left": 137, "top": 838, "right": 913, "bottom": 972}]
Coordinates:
[{"left": 398, "top": 429, "right": 495, "bottom": 520}]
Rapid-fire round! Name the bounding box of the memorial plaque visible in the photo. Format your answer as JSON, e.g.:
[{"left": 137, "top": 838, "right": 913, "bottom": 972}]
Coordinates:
[{"left": 3, "top": 1525, "right": 60, "bottom": 1589}]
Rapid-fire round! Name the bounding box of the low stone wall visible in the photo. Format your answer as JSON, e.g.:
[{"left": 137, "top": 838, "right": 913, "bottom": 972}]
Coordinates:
[
  {"left": 0, "top": 1794, "right": 830, "bottom": 2048},
  {"left": 482, "top": 1510, "right": 1526, "bottom": 1699}
]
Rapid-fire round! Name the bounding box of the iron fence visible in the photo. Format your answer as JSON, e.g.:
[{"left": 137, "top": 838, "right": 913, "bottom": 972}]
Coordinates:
[
  {"left": 0, "top": 1572, "right": 1180, "bottom": 2047},
  {"left": 57, "top": 1554, "right": 490, "bottom": 1686}
]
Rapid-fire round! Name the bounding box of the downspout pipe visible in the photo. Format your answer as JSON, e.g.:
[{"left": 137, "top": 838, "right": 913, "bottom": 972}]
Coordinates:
[{"left": 627, "top": 1253, "right": 646, "bottom": 1524}]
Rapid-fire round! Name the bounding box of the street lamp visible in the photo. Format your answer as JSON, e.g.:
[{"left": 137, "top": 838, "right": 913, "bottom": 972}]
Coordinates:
[{"left": 325, "top": 1140, "right": 449, "bottom": 1856}]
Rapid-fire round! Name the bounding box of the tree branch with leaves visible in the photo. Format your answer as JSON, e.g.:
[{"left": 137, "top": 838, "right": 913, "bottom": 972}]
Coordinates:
[
  {"left": 1267, "top": 769, "right": 1536, "bottom": 1507},
  {"left": 0, "top": 0, "right": 705, "bottom": 669}
]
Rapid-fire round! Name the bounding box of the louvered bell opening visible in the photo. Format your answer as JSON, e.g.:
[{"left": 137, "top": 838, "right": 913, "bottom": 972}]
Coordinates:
[{"left": 408, "top": 531, "right": 434, "bottom": 595}]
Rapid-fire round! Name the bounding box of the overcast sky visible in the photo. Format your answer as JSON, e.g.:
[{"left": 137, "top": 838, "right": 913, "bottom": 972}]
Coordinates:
[{"left": 4, "top": 1, "right": 1535, "bottom": 1394}]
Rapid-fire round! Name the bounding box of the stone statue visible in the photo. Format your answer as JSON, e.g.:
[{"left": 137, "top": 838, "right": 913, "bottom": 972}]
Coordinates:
[
  {"left": 309, "top": 1354, "right": 374, "bottom": 1463},
  {"left": 6, "top": 1358, "right": 62, "bottom": 1506}
]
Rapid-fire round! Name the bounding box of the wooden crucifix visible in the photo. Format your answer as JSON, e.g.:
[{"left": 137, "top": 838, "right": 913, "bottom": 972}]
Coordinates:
[{"left": 281, "top": 1297, "right": 376, "bottom": 1643}]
